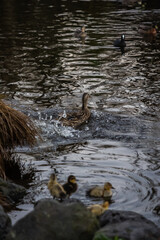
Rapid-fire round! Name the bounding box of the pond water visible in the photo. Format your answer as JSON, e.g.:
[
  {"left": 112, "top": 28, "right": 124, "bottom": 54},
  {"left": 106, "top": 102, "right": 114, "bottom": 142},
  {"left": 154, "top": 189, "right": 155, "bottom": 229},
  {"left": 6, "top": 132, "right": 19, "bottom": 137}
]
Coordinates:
[{"left": 0, "top": 0, "right": 160, "bottom": 226}]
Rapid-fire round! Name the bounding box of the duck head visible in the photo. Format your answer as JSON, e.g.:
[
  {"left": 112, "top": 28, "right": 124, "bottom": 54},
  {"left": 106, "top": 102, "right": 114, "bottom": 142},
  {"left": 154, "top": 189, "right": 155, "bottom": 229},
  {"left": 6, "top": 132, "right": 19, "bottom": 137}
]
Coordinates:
[
  {"left": 68, "top": 175, "right": 76, "bottom": 184},
  {"left": 152, "top": 22, "right": 158, "bottom": 29},
  {"left": 102, "top": 201, "right": 109, "bottom": 210},
  {"left": 50, "top": 173, "right": 57, "bottom": 182},
  {"left": 121, "top": 34, "right": 125, "bottom": 41},
  {"left": 104, "top": 182, "right": 115, "bottom": 191}
]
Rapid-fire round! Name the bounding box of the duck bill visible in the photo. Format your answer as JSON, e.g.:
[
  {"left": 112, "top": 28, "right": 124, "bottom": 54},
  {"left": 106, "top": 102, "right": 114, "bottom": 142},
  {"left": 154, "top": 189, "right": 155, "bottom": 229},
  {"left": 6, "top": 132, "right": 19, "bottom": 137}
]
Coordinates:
[{"left": 71, "top": 179, "right": 76, "bottom": 183}]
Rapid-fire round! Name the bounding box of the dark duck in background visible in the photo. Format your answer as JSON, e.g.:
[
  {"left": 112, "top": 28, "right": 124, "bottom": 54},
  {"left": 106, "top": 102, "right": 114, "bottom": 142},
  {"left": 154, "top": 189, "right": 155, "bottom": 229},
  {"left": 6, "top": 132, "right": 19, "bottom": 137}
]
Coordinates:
[
  {"left": 114, "top": 34, "right": 126, "bottom": 54},
  {"left": 138, "top": 23, "right": 158, "bottom": 36},
  {"left": 75, "top": 26, "right": 86, "bottom": 39}
]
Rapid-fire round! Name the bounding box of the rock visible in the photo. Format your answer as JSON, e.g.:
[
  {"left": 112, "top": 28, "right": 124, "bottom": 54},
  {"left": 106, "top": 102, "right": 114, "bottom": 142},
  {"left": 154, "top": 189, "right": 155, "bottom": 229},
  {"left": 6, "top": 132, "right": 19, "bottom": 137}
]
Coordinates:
[
  {"left": 153, "top": 205, "right": 160, "bottom": 215},
  {"left": 0, "top": 205, "right": 11, "bottom": 240},
  {"left": 6, "top": 199, "right": 99, "bottom": 240},
  {"left": 0, "top": 178, "right": 26, "bottom": 204},
  {"left": 93, "top": 210, "right": 160, "bottom": 240},
  {"left": 62, "top": 197, "right": 82, "bottom": 205}
]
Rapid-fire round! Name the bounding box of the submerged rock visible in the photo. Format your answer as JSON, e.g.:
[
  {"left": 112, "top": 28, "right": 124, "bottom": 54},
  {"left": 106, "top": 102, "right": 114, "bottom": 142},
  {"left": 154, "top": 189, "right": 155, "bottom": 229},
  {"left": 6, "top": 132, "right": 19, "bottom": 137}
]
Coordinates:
[
  {"left": 6, "top": 199, "right": 99, "bottom": 240},
  {"left": 0, "top": 206, "right": 11, "bottom": 240},
  {"left": 0, "top": 178, "right": 26, "bottom": 205},
  {"left": 94, "top": 210, "right": 160, "bottom": 240}
]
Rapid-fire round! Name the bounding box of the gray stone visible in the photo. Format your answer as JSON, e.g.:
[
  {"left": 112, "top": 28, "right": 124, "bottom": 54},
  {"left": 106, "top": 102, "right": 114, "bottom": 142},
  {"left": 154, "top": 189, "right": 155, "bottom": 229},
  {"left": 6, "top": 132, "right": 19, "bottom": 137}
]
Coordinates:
[
  {"left": 0, "top": 178, "right": 26, "bottom": 204},
  {"left": 0, "top": 205, "right": 11, "bottom": 240},
  {"left": 93, "top": 210, "right": 160, "bottom": 240},
  {"left": 6, "top": 199, "right": 99, "bottom": 240}
]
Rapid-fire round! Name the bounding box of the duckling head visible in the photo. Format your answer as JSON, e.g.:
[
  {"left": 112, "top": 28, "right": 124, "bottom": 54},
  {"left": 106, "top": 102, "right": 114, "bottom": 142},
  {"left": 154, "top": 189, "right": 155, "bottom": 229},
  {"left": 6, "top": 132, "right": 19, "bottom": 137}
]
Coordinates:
[
  {"left": 68, "top": 175, "right": 76, "bottom": 184},
  {"left": 102, "top": 201, "right": 109, "bottom": 210},
  {"left": 50, "top": 173, "right": 57, "bottom": 182},
  {"left": 104, "top": 182, "right": 115, "bottom": 191}
]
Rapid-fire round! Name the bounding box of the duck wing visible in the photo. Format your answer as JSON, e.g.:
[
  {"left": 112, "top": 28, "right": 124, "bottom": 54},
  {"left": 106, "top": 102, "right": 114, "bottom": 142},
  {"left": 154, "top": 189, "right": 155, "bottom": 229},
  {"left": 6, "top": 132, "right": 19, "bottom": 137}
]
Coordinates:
[
  {"left": 52, "top": 184, "right": 66, "bottom": 198},
  {"left": 66, "top": 110, "right": 85, "bottom": 120},
  {"left": 63, "top": 183, "right": 77, "bottom": 195},
  {"left": 86, "top": 186, "right": 103, "bottom": 197},
  {"left": 60, "top": 109, "right": 90, "bottom": 128}
]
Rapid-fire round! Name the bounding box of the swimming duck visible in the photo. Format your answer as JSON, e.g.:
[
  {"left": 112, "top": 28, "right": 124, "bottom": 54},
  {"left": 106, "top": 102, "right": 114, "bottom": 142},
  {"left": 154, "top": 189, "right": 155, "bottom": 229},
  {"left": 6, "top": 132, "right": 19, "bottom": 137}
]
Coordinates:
[
  {"left": 63, "top": 175, "right": 78, "bottom": 197},
  {"left": 59, "top": 93, "right": 91, "bottom": 128},
  {"left": 121, "top": 0, "right": 142, "bottom": 7},
  {"left": 87, "top": 201, "right": 109, "bottom": 217},
  {"left": 47, "top": 173, "right": 66, "bottom": 200},
  {"left": 86, "top": 182, "right": 114, "bottom": 198},
  {"left": 138, "top": 23, "right": 158, "bottom": 36},
  {"left": 114, "top": 34, "right": 126, "bottom": 48},
  {"left": 75, "top": 26, "right": 86, "bottom": 38}
]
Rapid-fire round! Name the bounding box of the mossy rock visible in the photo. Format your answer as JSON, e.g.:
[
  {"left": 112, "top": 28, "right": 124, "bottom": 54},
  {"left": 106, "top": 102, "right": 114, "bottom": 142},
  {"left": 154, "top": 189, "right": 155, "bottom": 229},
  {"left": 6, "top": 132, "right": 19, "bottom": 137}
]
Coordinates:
[
  {"left": 0, "top": 205, "right": 11, "bottom": 240},
  {"left": 0, "top": 178, "right": 26, "bottom": 204},
  {"left": 6, "top": 199, "right": 99, "bottom": 240}
]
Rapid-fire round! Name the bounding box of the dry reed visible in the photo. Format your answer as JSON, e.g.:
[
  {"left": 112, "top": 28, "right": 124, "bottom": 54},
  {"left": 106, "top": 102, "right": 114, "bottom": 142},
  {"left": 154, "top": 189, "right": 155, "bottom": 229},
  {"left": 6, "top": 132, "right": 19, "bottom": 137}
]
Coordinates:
[
  {"left": 0, "top": 192, "right": 11, "bottom": 211},
  {"left": 0, "top": 100, "right": 39, "bottom": 178}
]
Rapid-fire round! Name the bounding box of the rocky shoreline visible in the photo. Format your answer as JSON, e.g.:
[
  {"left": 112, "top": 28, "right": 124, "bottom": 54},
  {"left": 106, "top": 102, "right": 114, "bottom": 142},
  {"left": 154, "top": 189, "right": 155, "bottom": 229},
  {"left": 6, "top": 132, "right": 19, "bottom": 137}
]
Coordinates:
[{"left": 0, "top": 196, "right": 160, "bottom": 240}]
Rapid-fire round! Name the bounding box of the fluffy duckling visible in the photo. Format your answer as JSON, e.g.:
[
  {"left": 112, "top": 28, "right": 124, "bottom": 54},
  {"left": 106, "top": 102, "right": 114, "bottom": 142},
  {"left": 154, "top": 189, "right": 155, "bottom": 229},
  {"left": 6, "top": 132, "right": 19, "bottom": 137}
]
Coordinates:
[
  {"left": 63, "top": 175, "right": 78, "bottom": 197},
  {"left": 114, "top": 34, "right": 126, "bottom": 48},
  {"left": 75, "top": 26, "right": 86, "bottom": 38},
  {"left": 59, "top": 93, "right": 91, "bottom": 128},
  {"left": 47, "top": 173, "right": 66, "bottom": 200},
  {"left": 87, "top": 201, "right": 109, "bottom": 217},
  {"left": 87, "top": 182, "right": 114, "bottom": 198}
]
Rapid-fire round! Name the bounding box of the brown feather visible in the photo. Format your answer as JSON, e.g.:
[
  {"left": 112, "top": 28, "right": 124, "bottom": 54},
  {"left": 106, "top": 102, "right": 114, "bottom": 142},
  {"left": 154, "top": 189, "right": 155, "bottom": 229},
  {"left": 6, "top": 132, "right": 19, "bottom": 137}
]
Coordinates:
[{"left": 60, "top": 93, "right": 91, "bottom": 128}]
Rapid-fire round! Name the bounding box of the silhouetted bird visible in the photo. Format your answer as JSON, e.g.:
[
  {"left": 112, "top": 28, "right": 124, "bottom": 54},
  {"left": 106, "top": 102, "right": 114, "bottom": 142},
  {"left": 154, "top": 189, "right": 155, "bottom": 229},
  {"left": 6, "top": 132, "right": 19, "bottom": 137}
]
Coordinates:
[{"left": 63, "top": 175, "right": 78, "bottom": 197}]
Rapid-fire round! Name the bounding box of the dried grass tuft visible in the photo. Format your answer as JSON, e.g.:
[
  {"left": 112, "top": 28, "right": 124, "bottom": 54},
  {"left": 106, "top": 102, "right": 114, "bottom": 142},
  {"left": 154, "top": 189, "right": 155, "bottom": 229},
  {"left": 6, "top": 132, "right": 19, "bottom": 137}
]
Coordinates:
[
  {"left": 0, "top": 100, "right": 38, "bottom": 149},
  {"left": 0, "top": 100, "right": 39, "bottom": 178},
  {"left": 0, "top": 192, "right": 12, "bottom": 211}
]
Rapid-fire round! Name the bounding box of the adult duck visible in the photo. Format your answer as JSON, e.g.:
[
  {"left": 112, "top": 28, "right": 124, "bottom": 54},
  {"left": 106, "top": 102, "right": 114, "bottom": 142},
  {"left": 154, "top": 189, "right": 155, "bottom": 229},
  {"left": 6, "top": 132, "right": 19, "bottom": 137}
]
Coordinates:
[
  {"left": 59, "top": 93, "right": 91, "bottom": 128},
  {"left": 74, "top": 26, "right": 86, "bottom": 38},
  {"left": 138, "top": 23, "right": 158, "bottom": 36},
  {"left": 114, "top": 34, "right": 126, "bottom": 48}
]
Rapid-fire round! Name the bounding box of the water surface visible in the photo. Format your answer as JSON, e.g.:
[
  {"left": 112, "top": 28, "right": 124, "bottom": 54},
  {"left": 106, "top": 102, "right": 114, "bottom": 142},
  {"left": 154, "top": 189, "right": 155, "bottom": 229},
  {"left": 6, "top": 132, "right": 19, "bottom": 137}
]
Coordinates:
[{"left": 0, "top": 0, "right": 160, "bottom": 226}]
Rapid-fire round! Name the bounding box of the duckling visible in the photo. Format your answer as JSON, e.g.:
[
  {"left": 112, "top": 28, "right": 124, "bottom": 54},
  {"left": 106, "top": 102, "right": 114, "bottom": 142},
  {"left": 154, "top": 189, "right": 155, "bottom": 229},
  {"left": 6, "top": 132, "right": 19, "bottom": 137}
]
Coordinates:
[
  {"left": 63, "top": 175, "right": 78, "bottom": 197},
  {"left": 87, "top": 201, "right": 109, "bottom": 217},
  {"left": 138, "top": 23, "right": 158, "bottom": 36},
  {"left": 47, "top": 173, "right": 66, "bottom": 200},
  {"left": 86, "top": 182, "right": 114, "bottom": 198},
  {"left": 114, "top": 34, "right": 126, "bottom": 48},
  {"left": 75, "top": 26, "right": 86, "bottom": 38},
  {"left": 59, "top": 93, "right": 91, "bottom": 128}
]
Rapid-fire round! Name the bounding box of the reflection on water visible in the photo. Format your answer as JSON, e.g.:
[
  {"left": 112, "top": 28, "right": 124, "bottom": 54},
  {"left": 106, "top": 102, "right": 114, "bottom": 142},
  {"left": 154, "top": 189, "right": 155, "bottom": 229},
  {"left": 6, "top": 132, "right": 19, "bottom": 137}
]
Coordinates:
[{"left": 0, "top": 0, "right": 160, "bottom": 226}]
